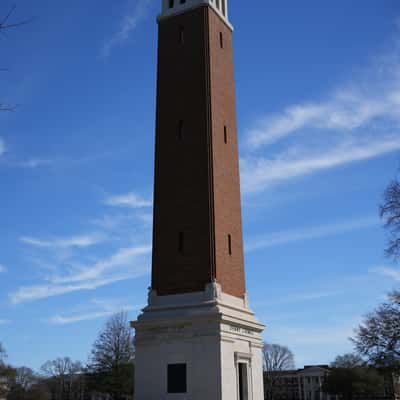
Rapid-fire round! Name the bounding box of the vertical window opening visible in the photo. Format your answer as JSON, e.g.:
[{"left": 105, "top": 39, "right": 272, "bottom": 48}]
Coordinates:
[
  {"left": 224, "top": 126, "right": 227, "bottom": 144},
  {"left": 179, "top": 26, "right": 184, "bottom": 44},
  {"left": 238, "top": 363, "right": 249, "bottom": 400},
  {"left": 220, "top": 32, "right": 224, "bottom": 49},
  {"left": 222, "top": 0, "right": 226, "bottom": 16},
  {"left": 216, "top": 0, "right": 220, "bottom": 10},
  {"left": 168, "top": 364, "right": 187, "bottom": 394},
  {"left": 169, "top": 0, "right": 174, "bottom": 8},
  {"left": 178, "top": 120, "right": 184, "bottom": 140},
  {"left": 228, "top": 234, "right": 232, "bottom": 256},
  {"left": 179, "top": 232, "right": 184, "bottom": 254}
]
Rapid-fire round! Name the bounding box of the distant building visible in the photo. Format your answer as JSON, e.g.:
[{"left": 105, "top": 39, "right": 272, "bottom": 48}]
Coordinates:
[
  {"left": 265, "top": 365, "right": 400, "bottom": 400},
  {"left": 265, "top": 365, "right": 337, "bottom": 400}
]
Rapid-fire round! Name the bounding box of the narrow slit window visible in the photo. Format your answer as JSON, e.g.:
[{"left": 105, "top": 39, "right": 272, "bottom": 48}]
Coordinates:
[
  {"left": 216, "top": 0, "right": 220, "bottom": 10},
  {"left": 220, "top": 32, "right": 224, "bottom": 49},
  {"left": 224, "top": 126, "right": 227, "bottom": 144},
  {"left": 179, "top": 26, "right": 184, "bottom": 44},
  {"left": 222, "top": 0, "right": 226, "bottom": 16},
  {"left": 238, "top": 363, "right": 249, "bottom": 400},
  {"left": 179, "top": 232, "right": 184, "bottom": 254},
  {"left": 169, "top": 0, "right": 174, "bottom": 8},
  {"left": 228, "top": 234, "right": 232, "bottom": 255},
  {"left": 178, "top": 120, "right": 184, "bottom": 140}
]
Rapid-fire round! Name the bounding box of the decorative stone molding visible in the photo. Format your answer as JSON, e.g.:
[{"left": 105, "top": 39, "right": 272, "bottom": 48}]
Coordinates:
[{"left": 158, "top": 0, "right": 233, "bottom": 30}]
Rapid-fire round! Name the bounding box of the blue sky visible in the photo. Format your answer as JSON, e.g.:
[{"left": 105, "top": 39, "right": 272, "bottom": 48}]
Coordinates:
[{"left": 1, "top": 0, "right": 400, "bottom": 370}]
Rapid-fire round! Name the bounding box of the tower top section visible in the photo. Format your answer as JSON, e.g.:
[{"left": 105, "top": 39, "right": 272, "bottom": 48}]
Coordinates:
[{"left": 159, "top": 0, "right": 232, "bottom": 29}]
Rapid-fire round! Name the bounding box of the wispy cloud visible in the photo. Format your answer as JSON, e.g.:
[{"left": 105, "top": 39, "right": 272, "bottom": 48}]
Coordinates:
[
  {"left": 48, "top": 299, "right": 141, "bottom": 325},
  {"left": 241, "top": 34, "right": 400, "bottom": 194},
  {"left": 241, "top": 136, "right": 400, "bottom": 193},
  {"left": 50, "top": 245, "right": 151, "bottom": 285},
  {"left": 267, "top": 319, "right": 359, "bottom": 348},
  {"left": 16, "top": 159, "right": 54, "bottom": 168},
  {"left": 246, "top": 94, "right": 395, "bottom": 149},
  {"left": 371, "top": 266, "right": 400, "bottom": 282},
  {"left": 102, "top": 0, "right": 152, "bottom": 57},
  {"left": 104, "top": 192, "right": 152, "bottom": 208},
  {"left": 20, "top": 234, "right": 105, "bottom": 249},
  {"left": 0, "top": 264, "right": 6, "bottom": 273},
  {"left": 246, "top": 216, "right": 378, "bottom": 252},
  {"left": 253, "top": 290, "right": 340, "bottom": 308},
  {"left": 246, "top": 39, "right": 400, "bottom": 150},
  {"left": 10, "top": 244, "right": 151, "bottom": 304}
]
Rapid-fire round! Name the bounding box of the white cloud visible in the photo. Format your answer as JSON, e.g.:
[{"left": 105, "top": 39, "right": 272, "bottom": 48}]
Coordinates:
[
  {"left": 16, "top": 159, "right": 53, "bottom": 168},
  {"left": 0, "top": 264, "right": 6, "bottom": 273},
  {"left": 246, "top": 94, "right": 390, "bottom": 149},
  {"left": 49, "top": 310, "right": 123, "bottom": 325},
  {"left": 241, "top": 136, "right": 400, "bottom": 193},
  {"left": 246, "top": 216, "right": 378, "bottom": 252},
  {"left": 20, "top": 234, "right": 104, "bottom": 249},
  {"left": 371, "top": 266, "right": 400, "bottom": 282},
  {"left": 253, "top": 290, "right": 340, "bottom": 308},
  {"left": 266, "top": 319, "right": 359, "bottom": 348},
  {"left": 241, "top": 35, "right": 400, "bottom": 194},
  {"left": 246, "top": 42, "right": 400, "bottom": 151},
  {"left": 10, "top": 244, "right": 151, "bottom": 304},
  {"left": 102, "top": 0, "right": 151, "bottom": 57},
  {"left": 104, "top": 192, "right": 152, "bottom": 208},
  {"left": 48, "top": 299, "right": 140, "bottom": 325},
  {"left": 50, "top": 245, "right": 151, "bottom": 285},
  {"left": 0, "top": 138, "right": 6, "bottom": 157}
]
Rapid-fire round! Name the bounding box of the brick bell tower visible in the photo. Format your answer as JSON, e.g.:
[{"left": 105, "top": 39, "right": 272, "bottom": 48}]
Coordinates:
[{"left": 133, "top": 1, "right": 265, "bottom": 399}]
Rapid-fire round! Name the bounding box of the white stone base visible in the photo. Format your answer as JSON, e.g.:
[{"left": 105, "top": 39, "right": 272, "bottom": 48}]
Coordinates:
[{"left": 132, "top": 282, "right": 265, "bottom": 400}]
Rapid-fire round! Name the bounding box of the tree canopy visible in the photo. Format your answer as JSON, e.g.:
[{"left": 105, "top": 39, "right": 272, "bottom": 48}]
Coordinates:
[
  {"left": 331, "top": 353, "right": 364, "bottom": 369},
  {"left": 381, "top": 179, "right": 400, "bottom": 259},
  {"left": 352, "top": 291, "right": 400, "bottom": 372},
  {"left": 88, "top": 312, "right": 135, "bottom": 400},
  {"left": 323, "top": 365, "right": 384, "bottom": 400}
]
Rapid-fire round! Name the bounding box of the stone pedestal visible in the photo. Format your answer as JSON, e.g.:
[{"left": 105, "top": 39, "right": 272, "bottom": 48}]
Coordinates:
[{"left": 132, "top": 282, "right": 265, "bottom": 400}]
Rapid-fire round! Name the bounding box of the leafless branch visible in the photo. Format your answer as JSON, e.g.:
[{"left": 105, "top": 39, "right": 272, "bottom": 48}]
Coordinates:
[
  {"left": 0, "top": 5, "right": 33, "bottom": 32},
  {"left": 0, "top": 6, "right": 32, "bottom": 112}
]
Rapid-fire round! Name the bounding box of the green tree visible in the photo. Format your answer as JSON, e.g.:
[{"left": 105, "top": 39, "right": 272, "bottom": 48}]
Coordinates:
[{"left": 88, "top": 312, "right": 135, "bottom": 400}]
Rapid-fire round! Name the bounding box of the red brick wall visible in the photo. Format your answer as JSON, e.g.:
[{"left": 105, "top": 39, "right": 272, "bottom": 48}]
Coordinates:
[
  {"left": 151, "top": 6, "right": 245, "bottom": 298},
  {"left": 208, "top": 8, "right": 246, "bottom": 299}
]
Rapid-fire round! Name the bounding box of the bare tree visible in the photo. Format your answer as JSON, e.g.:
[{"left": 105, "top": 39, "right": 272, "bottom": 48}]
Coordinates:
[
  {"left": 352, "top": 291, "right": 400, "bottom": 372},
  {"left": 88, "top": 312, "right": 135, "bottom": 400},
  {"left": 0, "top": 341, "right": 6, "bottom": 364},
  {"left": 15, "top": 367, "right": 37, "bottom": 390},
  {"left": 40, "top": 357, "right": 83, "bottom": 400},
  {"left": 0, "top": 5, "right": 32, "bottom": 111},
  {"left": 263, "top": 343, "right": 295, "bottom": 400},
  {"left": 381, "top": 180, "right": 400, "bottom": 259}
]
